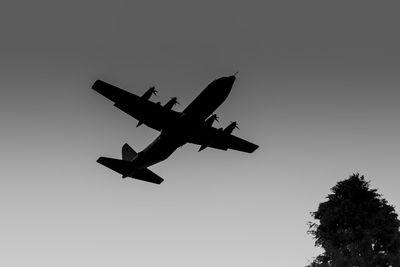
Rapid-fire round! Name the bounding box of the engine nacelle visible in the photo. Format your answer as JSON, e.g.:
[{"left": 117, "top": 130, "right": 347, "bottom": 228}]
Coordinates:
[
  {"left": 164, "top": 97, "right": 179, "bottom": 110},
  {"left": 141, "top": 86, "right": 157, "bottom": 100},
  {"left": 223, "top": 121, "right": 239, "bottom": 135},
  {"left": 205, "top": 114, "right": 219, "bottom": 127},
  {"left": 137, "top": 87, "right": 158, "bottom": 127}
]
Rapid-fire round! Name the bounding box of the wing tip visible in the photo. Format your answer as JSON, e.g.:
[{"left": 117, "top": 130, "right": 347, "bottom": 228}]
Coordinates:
[
  {"left": 131, "top": 168, "right": 165, "bottom": 184},
  {"left": 92, "top": 79, "right": 102, "bottom": 88},
  {"left": 249, "top": 144, "right": 259, "bottom": 153},
  {"left": 233, "top": 143, "right": 259, "bottom": 153},
  {"left": 96, "top": 156, "right": 106, "bottom": 164}
]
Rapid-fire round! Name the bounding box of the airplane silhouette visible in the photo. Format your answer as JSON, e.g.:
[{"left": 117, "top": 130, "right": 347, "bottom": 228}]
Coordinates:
[{"left": 92, "top": 74, "right": 258, "bottom": 184}]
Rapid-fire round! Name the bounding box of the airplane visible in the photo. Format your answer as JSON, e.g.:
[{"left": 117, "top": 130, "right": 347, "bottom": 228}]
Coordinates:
[{"left": 92, "top": 74, "right": 259, "bottom": 184}]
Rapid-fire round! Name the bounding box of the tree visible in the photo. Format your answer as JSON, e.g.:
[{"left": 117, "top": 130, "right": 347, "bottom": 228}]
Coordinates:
[{"left": 307, "top": 174, "right": 400, "bottom": 267}]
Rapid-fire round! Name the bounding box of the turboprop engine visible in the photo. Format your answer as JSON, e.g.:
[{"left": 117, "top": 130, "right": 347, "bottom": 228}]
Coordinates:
[
  {"left": 198, "top": 116, "right": 224, "bottom": 152},
  {"left": 164, "top": 97, "right": 180, "bottom": 110},
  {"left": 137, "top": 87, "right": 158, "bottom": 127},
  {"left": 223, "top": 121, "right": 239, "bottom": 135},
  {"left": 205, "top": 114, "right": 219, "bottom": 127},
  {"left": 141, "top": 86, "right": 157, "bottom": 100}
]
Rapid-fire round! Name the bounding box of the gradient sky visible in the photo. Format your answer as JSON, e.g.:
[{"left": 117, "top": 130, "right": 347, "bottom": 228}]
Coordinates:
[{"left": 1, "top": 1, "right": 400, "bottom": 266}]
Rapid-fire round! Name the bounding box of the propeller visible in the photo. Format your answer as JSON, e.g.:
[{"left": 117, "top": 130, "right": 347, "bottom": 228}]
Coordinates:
[
  {"left": 223, "top": 121, "right": 239, "bottom": 134},
  {"left": 150, "top": 86, "right": 158, "bottom": 96},
  {"left": 164, "top": 97, "right": 179, "bottom": 110},
  {"left": 230, "top": 121, "right": 239, "bottom": 130},
  {"left": 205, "top": 114, "right": 219, "bottom": 127},
  {"left": 210, "top": 114, "right": 219, "bottom": 123},
  {"left": 170, "top": 97, "right": 180, "bottom": 105},
  {"left": 142, "top": 86, "right": 158, "bottom": 100}
]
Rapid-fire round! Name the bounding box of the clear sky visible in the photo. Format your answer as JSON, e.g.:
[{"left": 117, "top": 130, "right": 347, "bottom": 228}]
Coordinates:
[{"left": 1, "top": 1, "right": 400, "bottom": 266}]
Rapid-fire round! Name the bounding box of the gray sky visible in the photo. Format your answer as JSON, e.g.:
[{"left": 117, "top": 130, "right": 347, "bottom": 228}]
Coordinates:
[{"left": 1, "top": 1, "right": 400, "bottom": 266}]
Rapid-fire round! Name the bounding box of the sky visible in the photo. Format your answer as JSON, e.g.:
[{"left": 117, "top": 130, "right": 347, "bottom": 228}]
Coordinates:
[{"left": 1, "top": 1, "right": 400, "bottom": 266}]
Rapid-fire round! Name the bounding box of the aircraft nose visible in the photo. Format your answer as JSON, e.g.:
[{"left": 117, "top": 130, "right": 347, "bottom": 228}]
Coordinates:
[
  {"left": 227, "top": 75, "right": 236, "bottom": 85},
  {"left": 213, "top": 74, "right": 236, "bottom": 88}
]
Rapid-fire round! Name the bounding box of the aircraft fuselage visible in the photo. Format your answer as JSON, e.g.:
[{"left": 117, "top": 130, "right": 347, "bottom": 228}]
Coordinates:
[{"left": 124, "top": 75, "right": 236, "bottom": 177}]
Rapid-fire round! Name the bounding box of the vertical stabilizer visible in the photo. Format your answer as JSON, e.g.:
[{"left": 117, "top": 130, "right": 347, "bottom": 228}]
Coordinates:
[{"left": 122, "top": 143, "right": 137, "bottom": 161}]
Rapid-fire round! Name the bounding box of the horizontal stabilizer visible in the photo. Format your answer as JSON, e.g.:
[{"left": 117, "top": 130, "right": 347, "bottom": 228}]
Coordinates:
[
  {"left": 129, "top": 168, "right": 164, "bottom": 184},
  {"left": 97, "top": 157, "right": 132, "bottom": 175},
  {"left": 97, "top": 157, "right": 163, "bottom": 184}
]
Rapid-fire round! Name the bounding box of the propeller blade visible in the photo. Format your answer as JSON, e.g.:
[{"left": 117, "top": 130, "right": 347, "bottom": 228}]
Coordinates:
[
  {"left": 170, "top": 97, "right": 180, "bottom": 105},
  {"left": 230, "top": 121, "right": 239, "bottom": 130}
]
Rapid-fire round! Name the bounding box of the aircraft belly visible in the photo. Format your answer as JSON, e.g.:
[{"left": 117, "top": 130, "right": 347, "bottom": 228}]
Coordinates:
[{"left": 138, "top": 136, "right": 181, "bottom": 168}]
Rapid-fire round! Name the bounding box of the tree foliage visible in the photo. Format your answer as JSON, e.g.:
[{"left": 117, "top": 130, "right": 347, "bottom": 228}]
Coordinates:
[{"left": 308, "top": 174, "right": 400, "bottom": 267}]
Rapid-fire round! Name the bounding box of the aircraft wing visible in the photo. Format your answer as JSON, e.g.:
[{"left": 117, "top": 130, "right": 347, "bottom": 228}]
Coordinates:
[
  {"left": 189, "top": 126, "right": 259, "bottom": 153},
  {"left": 92, "top": 80, "right": 180, "bottom": 131}
]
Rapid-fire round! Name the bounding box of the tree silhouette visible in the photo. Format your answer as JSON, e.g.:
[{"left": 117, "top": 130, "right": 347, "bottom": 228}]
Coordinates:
[{"left": 307, "top": 174, "right": 400, "bottom": 267}]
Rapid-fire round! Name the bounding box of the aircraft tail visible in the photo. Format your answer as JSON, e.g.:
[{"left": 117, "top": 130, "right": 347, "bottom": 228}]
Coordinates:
[
  {"left": 97, "top": 157, "right": 164, "bottom": 184},
  {"left": 122, "top": 143, "right": 137, "bottom": 161}
]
